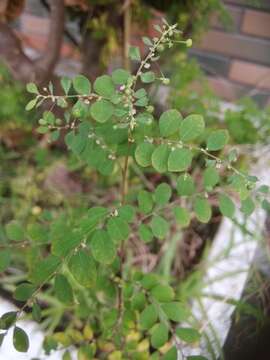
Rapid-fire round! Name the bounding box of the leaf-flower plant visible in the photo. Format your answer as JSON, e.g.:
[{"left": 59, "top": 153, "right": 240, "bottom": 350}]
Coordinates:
[{"left": 1, "top": 20, "right": 268, "bottom": 360}]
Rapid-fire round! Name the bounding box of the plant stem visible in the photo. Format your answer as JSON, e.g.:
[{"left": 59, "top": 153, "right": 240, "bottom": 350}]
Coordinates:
[
  {"left": 132, "top": 25, "right": 175, "bottom": 89},
  {"left": 117, "top": 139, "right": 131, "bottom": 332},
  {"left": 121, "top": 143, "right": 130, "bottom": 205},
  {"left": 123, "top": 0, "right": 131, "bottom": 71}
]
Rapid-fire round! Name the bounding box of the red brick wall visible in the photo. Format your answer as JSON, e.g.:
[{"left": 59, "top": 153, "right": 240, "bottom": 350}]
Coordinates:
[{"left": 191, "top": 0, "right": 270, "bottom": 106}]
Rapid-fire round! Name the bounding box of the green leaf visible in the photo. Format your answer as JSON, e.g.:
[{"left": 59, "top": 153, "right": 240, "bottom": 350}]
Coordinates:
[
  {"left": 14, "top": 283, "right": 35, "bottom": 302},
  {"left": 168, "top": 148, "right": 192, "bottom": 172},
  {"left": 63, "top": 350, "right": 72, "bottom": 360},
  {"left": 50, "top": 130, "right": 60, "bottom": 142},
  {"left": 13, "top": 327, "right": 29, "bottom": 353},
  {"left": 112, "top": 69, "right": 130, "bottom": 85},
  {"left": 229, "top": 174, "right": 249, "bottom": 200},
  {"left": 161, "top": 302, "right": 189, "bottom": 322},
  {"left": 56, "top": 97, "right": 68, "bottom": 108},
  {"left": 98, "top": 157, "right": 114, "bottom": 176},
  {"left": 154, "top": 183, "right": 172, "bottom": 205},
  {"left": 139, "top": 304, "right": 158, "bottom": 330},
  {"left": 228, "top": 149, "right": 238, "bottom": 163},
  {"left": 77, "top": 345, "right": 96, "bottom": 359},
  {"left": 136, "top": 95, "right": 149, "bottom": 106},
  {"left": 131, "top": 292, "right": 146, "bottom": 311},
  {"left": 48, "top": 81, "right": 54, "bottom": 94},
  {"left": 262, "top": 199, "right": 270, "bottom": 212},
  {"left": 102, "top": 309, "right": 118, "bottom": 329},
  {"left": 139, "top": 224, "right": 153, "bottom": 243},
  {"left": 68, "top": 249, "right": 97, "bottom": 287},
  {"left": 135, "top": 142, "right": 155, "bottom": 168},
  {"left": 207, "top": 129, "right": 229, "bottom": 151},
  {"left": 37, "top": 126, "right": 48, "bottom": 134},
  {"left": 241, "top": 196, "right": 255, "bottom": 216},
  {"left": 159, "top": 109, "right": 182, "bottom": 137},
  {"left": 151, "top": 323, "right": 169, "bottom": 349},
  {"left": 151, "top": 284, "right": 174, "bottom": 302},
  {"left": 118, "top": 205, "right": 135, "bottom": 223},
  {"left": 30, "top": 255, "right": 60, "bottom": 285},
  {"left": 203, "top": 167, "right": 219, "bottom": 189},
  {"left": 90, "top": 230, "right": 116, "bottom": 264},
  {"left": 37, "top": 126, "right": 49, "bottom": 134},
  {"left": 0, "top": 311, "right": 17, "bottom": 330},
  {"left": 138, "top": 190, "right": 153, "bottom": 214},
  {"left": 150, "top": 215, "right": 169, "bottom": 239},
  {"left": 129, "top": 46, "right": 141, "bottom": 61},
  {"left": 173, "top": 207, "right": 191, "bottom": 227},
  {"left": 32, "top": 302, "right": 41, "bottom": 323},
  {"left": 140, "top": 71, "right": 155, "bottom": 83},
  {"left": 51, "top": 228, "right": 81, "bottom": 258},
  {"left": 142, "top": 36, "right": 153, "bottom": 46},
  {"left": 54, "top": 274, "right": 73, "bottom": 304},
  {"left": 141, "top": 273, "right": 159, "bottom": 290},
  {"left": 176, "top": 174, "right": 195, "bottom": 196},
  {"left": 25, "top": 98, "right": 37, "bottom": 111},
  {"left": 176, "top": 327, "right": 201, "bottom": 343},
  {"left": 154, "top": 24, "right": 162, "bottom": 33},
  {"left": 134, "top": 88, "right": 147, "bottom": 99},
  {"left": 90, "top": 99, "right": 114, "bottom": 123},
  {"left": 187, "top": 356, "right": 208, "bottom": 360},
  {"left": 6, "top": 220, "right": 24, "bottom": 241},
  {"left": 61, "top": 77, "right": 72, "bottom": 95},
  {"left": 180, "top": 114, "right": 205, "bottom": 142},
  {"left": 258, "top": 185, "right": 269, "bottom": 194},
  {"left": 43, "top": 336, "right": 58, "bottom": 354},
  {"left": 0, "top": 250, "right": 11, "bottom": 272},
  {"left": 73, "top": 74, "right": 91, "bottom": 95},
  {"left": 94, "top": 75, "right": 115, "bottom": 98},
  {"left": 79, "top": 206, "right": 108, "bottom": 235},
  {"left": 26, "top": 82, "right": 38, "bottom": 94},
  {"left": 0, "top": 333, "right": 5, "bottom": 347},
  {"left": 194, "top": 197, "right": 212, "bottom": 223},
  {"left": 107, "top": 217, "right": 130, "bottom": 244},
  {"left": 152, "top": 144, "right": 170, "bottom": 173},
  {"left": 161, "top": 346, "right": 177, "bottom": 360},
  {"left": 72, "top": 99, "right": 88, "bottom": 118},
  {"left": 219, "top": 194, "right": 235, "bottom": 218},
  {"left": 43, "top": 111, "right": 55, "bottom": 125}
]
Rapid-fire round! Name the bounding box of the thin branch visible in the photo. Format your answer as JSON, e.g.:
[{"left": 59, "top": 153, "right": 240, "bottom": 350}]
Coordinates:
[
  {"left": 123, "top": 0, "right": 131, "bottom": 71},
  {"left": 35, "top": 0, "right": 65, "bottom": 83}
]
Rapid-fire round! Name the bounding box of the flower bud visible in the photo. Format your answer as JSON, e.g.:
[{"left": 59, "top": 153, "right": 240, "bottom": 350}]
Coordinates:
[
  {"left": 162, "top": 78, "right": 170, "bottom": 85},
  {"left": 186, "top": 38, "right": 193, "bottom": 47},
  {"left": 157, "top": 44, "right": 165, "bottom": 52}
]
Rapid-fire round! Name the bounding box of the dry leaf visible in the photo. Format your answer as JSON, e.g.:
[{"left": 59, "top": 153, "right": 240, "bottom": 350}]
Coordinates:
[
  {"left": 64, "top": 0, "right": 89, "bottom": 11},
  {"left": 0, "top": 0, "right": 25, "bottom": 22}
]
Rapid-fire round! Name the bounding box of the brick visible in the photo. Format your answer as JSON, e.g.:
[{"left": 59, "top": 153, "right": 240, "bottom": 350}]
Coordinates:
[
  {"left": 20, "top": 14, "right": 50, "bottom": 36},
  {"left": 196, "top": 30, "right": 270, "bottom": 66},
  {"left": 211, "top": 5, "right": 243, "bottom": 32},
  {"left": 208, "top": 77, "right": 269, "bottom": 106},
  {"left": 208, "top": 77, "right": 245, "bottom": 101},
  {"left": 242, "top": 10, "right": 270, "bottom": 38},
  {"left": 189, "top": 49, "right": 230, "bottom": 77},
  {"left": 229, "top": 60, "right": 270, "bottom": 89},
  {"left": 20, "top": 33, "right": 80, "bottom": 60}
]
